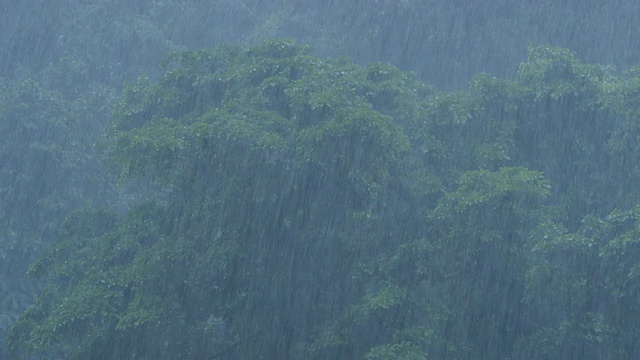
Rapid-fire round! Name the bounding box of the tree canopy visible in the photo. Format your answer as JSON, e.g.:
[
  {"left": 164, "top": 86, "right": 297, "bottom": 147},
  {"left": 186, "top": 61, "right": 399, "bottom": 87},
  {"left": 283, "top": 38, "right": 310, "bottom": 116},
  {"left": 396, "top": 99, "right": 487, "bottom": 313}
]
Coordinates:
[{"left": 6, "top": 40, "right": 640, "bottom": 359}]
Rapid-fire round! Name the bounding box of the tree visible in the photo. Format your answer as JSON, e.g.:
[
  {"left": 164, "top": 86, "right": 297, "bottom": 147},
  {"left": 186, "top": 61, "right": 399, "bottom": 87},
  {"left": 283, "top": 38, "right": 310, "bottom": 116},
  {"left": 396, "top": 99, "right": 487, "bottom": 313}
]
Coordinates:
[
  {"left": 9, "top": 41, "right": 640, "bottom": 359},
  {"left": 7, "top": 40, "right": 433, "bottom": 359}
]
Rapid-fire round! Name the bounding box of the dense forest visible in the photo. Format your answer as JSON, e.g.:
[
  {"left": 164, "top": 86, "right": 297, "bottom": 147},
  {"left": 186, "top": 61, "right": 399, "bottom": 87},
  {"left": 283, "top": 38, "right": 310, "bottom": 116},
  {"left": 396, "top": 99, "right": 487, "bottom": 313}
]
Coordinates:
[{"left": 2, "top": 1, "right": 640, "bottom": 359}]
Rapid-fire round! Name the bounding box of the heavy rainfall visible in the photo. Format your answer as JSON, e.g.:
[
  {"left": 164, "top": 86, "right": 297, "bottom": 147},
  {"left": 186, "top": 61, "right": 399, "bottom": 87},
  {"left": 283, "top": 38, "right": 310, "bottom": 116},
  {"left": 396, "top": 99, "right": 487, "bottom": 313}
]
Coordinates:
[{"left": 1, "top": 1, "right": 640, "bottom": 359}]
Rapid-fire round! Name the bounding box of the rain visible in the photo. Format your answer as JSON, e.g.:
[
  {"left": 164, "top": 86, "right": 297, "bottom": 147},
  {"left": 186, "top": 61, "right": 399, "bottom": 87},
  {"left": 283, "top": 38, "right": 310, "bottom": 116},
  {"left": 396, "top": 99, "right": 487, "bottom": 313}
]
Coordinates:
[{"left": 1, "top": 1, "right": 640, "bottom": 359}]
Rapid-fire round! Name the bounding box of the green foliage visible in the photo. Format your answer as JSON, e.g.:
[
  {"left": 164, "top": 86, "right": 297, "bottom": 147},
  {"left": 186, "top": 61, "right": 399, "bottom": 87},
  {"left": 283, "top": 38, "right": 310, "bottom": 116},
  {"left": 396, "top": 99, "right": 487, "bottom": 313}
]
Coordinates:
[
  {"left": 433, "top": 167, "right": 550, "bottom": 216},
  {"left": 517, "top": 207, "right": 640, "bottom": 358},
  {"left": 9, "top": 41, "right": 640, "bottom": 359},
  {"left": 519, "top": 45, "right": 608, "bottom": 102},
  {"left": 9, "top": 40, "right": 437, "bottom": 359}
]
